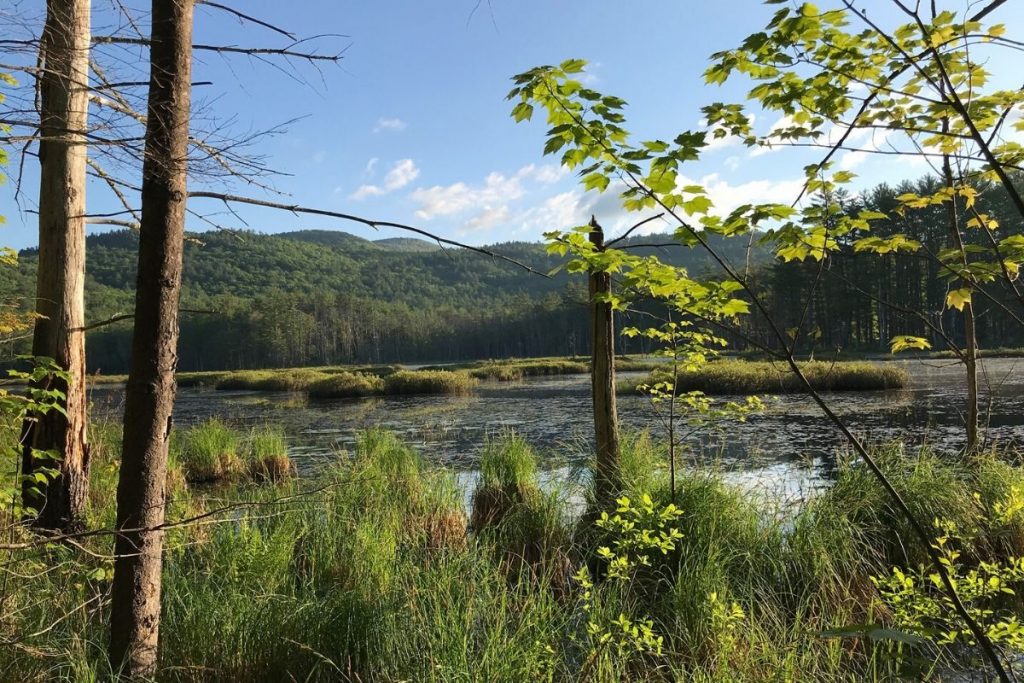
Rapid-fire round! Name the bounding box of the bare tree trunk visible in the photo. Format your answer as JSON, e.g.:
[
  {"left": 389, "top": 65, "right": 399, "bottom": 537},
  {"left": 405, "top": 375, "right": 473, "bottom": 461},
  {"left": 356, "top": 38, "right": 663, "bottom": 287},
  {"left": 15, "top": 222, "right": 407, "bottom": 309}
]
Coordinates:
[
  {"left": 588, "top": 217, "right": 620, "bottom": 506},
  {"left": 108, "top": 0, "right": 193, "bottom": 676},
  {"left": 21, "top": 0, "right": 92, "bottom": 531}
]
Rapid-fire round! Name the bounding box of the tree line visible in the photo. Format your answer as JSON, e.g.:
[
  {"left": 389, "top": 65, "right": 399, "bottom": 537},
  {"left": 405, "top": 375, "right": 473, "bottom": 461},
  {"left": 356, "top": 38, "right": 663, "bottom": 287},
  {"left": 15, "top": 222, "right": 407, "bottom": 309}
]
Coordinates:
[{"left": 6, "top": 174, "right": 1024, "bottom": 375}]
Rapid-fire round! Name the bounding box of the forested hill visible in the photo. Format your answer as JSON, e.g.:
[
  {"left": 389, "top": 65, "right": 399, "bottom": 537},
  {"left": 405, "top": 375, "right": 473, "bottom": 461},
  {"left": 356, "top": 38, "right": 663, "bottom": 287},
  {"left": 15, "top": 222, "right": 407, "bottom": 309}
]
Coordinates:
[
  {"left": 61, "top": 227, "right": 763, "bottom": 310},
  {"left": 3, "top": 228, "right": 766, "bottom": 372},
  {"left": 7, "top": 172, "right": 1024, "bottom": 374}
]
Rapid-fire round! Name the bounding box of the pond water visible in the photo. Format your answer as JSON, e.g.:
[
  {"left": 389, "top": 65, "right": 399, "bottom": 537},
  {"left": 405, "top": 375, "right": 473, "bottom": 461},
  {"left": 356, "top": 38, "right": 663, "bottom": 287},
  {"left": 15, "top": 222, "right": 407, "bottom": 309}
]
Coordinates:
[{"left": 88, "top": 357, "right": 1024, "bottom": 498}]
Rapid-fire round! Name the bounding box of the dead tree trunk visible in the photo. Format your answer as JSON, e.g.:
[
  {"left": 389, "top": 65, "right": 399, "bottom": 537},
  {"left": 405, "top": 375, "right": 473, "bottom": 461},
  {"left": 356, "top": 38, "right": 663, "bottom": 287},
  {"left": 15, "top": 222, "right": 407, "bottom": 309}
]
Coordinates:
[
  {"left": 588, "top": 216, "right": 620, "bottom": 506},
  {"left": 20, "top": 0, "right": 92, "bottom": 531},
  {"left": 108, "top": 0, "right": 194, "bottom": 676}
]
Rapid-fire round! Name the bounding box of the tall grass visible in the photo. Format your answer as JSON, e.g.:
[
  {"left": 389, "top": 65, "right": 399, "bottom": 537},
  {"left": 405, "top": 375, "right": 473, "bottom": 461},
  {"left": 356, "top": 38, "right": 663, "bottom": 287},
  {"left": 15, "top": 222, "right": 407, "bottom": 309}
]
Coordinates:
[
  {"left": 306, "top": 371, "right": 384, "bottom": 398},
  {"left": 383, "top": 369, "right": 477, "bottom": 395},
  {"left": 215, "top": 368, "right": 330, "bottom": 392},
  {"left": 4, "top": 428, "right": 1024, "bottom": 681},
  {"left": 243, "top": 426, "right": 293, "bottom": 482},
  {"left": 467, "top": 358, "right": 589, "bottom": 381},
  {"left": 621, "top": 359, "right": 908, "bottom": 395},
  {"left": 175, "top": 418, "right": 242, "bottom": 482}
]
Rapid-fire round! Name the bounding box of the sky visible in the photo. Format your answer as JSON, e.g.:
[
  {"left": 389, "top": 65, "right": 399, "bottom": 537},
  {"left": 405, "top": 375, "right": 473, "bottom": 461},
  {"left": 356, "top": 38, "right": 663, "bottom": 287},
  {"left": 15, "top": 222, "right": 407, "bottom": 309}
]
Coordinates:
[{"left": 3, "top": 0, "right": 1024, "bottom": 251}]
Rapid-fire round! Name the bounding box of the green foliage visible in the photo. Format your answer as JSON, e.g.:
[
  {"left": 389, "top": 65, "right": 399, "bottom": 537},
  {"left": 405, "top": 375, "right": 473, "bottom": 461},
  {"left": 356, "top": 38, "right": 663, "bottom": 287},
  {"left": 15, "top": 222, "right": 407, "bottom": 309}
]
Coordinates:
[
  {"left": 872, "top": 519, "right": 1024, "bottom": 652},
  {"left": 2, "top": 359, "right": 70, "bottom": 521},
  {"left": 703, "top": 0, "right": 1024, "bottom": 344},
  {"left": 574, "top": 494, "right": 682, "bottom": 676}
]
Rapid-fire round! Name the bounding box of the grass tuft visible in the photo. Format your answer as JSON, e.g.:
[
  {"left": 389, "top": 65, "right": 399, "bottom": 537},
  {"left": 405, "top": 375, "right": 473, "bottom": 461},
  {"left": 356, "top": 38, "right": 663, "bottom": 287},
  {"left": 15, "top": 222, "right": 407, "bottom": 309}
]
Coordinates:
[
  {"left": 383, "top": 369, "right": 477, "bottom": 395},
  {"left": 621, "top": 359, "right": 907, "bottom": 395},
  {"left": 176, "top": 418, "right": 243, "bottom": 482},
  {"left": 307, "top": 371, "right": 384, "bottom": 398},
  {"left": 244, "top": 426, "right": 293, "bottom": 482}
]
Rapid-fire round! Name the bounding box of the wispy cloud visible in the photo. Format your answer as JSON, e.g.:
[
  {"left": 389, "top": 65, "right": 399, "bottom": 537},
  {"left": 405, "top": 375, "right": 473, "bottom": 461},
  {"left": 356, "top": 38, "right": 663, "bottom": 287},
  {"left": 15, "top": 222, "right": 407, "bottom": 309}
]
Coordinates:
[
  {"left": 408, "top": 163, "right": 568, "bottom": 234},
  {"left": 373, "top": 117, "right": 407, "bottom": 133},
  {"left": 350, "top": 158, "right": 420, "bottom": 200},
  {"left": 411, "top": 172, "right": 524, "bottom": 219}
]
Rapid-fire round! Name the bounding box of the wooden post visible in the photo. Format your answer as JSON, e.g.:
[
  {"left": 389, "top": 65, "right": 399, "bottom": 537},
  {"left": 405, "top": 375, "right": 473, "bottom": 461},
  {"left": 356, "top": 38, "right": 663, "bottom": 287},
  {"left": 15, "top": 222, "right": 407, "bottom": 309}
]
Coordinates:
[{"left": 588, "top": 216, "right": 620, "bottom": 506}]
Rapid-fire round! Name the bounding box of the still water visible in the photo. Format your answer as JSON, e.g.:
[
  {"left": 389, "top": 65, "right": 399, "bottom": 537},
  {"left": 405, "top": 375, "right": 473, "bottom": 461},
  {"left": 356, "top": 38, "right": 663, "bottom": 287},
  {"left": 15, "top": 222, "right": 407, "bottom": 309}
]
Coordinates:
[{"left": 88, "top": 358, "right": 1024, "bottom": 497}]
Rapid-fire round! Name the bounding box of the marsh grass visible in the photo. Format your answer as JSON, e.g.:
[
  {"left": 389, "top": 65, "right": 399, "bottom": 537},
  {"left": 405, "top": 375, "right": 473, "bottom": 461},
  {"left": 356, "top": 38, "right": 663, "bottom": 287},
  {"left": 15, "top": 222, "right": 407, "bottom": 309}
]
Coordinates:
[
  {"left": 5, "top": 428, "right": 1024, "bottom": 682},
  {"left": 215, "top": 368, "right": 330, "bottom": 392},
  {"left": 620, "top": 359, "right": 908, "bottom": 395},
  {"left": 243, "top": 426, "right": 293, "bottom": 482},
  {"left": 457, "top": 356, "right": 661, "bottom": 381},
  {"left": 214, "top": 367, "right": 476, "bottom": 397},
  {"left": 306, "top": 371, "right": 384, "bottom": 398},
  {"left": 383, "top": 369, "right": 477, "bottom": 395},
  {"left": 466, "top": 358, "right": 589, "bottom": 381},
  {"left": 176, "top": 418, "right": 243, "bottom": 482}
]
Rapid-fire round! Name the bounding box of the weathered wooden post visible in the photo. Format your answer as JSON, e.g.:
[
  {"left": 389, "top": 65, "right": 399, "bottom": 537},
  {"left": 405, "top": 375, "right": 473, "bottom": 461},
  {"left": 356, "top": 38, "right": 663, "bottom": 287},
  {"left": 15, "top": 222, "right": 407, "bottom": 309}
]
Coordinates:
[{"left": 588, "top": 216, "right": 620, "bottom": 506}]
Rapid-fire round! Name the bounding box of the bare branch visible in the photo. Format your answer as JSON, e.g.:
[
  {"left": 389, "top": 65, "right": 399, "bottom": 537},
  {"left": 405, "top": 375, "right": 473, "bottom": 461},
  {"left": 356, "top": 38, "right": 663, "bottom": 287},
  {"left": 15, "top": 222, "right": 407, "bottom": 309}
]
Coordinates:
[
  {"left": 187, "top": 191, "right": 551, "bottom": 277},
  {"left": 92, "top": 35, "right": 347, "bottom": 63},
  {"left": 198, "top": 1, "right": 297, "bottom": 41}
]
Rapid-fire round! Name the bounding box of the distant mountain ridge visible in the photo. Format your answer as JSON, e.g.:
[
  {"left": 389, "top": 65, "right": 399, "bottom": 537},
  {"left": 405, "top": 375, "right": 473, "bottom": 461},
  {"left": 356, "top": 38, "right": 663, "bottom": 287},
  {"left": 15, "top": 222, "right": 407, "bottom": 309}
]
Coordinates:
[
  {"left": 13, "top": 227, "right": 769, "bottom": 317},
  {"left": 1, "top": 227, "right": 773, "bottom": 372}
]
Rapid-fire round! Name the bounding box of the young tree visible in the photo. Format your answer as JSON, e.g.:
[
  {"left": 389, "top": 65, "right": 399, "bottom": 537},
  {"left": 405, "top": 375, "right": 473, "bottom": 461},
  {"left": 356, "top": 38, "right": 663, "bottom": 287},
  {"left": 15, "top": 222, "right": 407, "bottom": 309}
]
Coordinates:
[
  {"left": 510, "top": 51, "right": 1013, "bottom": 679},
  {"left": 702, "top": 0, "right": 1024, "bottom": 453},
  {"left": 108, "top": 0, "right": 193, "bottom": 675},
  {"left": 20, "top": 0, "right": 91, "bottom": 531}
]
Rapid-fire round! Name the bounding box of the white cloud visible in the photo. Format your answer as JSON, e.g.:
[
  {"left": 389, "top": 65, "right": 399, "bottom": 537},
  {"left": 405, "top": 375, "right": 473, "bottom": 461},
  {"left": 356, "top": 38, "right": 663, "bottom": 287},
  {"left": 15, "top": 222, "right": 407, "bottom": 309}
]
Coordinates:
[
  {"left": 373, "top": 117, "right": 407, "bottom": 133},
  {"left": 749, "top": 115, "right": 795, "bottom": 157},
  {"left": 516, "top": 191, "right": 591, "bottom": 236},
  {"left": 461, "top": 205, "right": 511, "bottom": 234},
  {"left": 350, "top": 158, "right": 419, "bottom": 200},
  {"left": 681, "top": 172, "right": 806, "bottom": 216},
  {"left": 410, "top": 163, "right": 571, "bottom": 232},
  {"left": 402, "top": 163, "right": 571, "bottom": 234},
  {"left": 412, "top": 172, "right": 524, "bottom": 219},
  {"left": 364, "top": 157, "right": 379, "bottom": 176},
  {"left": 516, "top": 163, "right": 568, "bottom": 185}
]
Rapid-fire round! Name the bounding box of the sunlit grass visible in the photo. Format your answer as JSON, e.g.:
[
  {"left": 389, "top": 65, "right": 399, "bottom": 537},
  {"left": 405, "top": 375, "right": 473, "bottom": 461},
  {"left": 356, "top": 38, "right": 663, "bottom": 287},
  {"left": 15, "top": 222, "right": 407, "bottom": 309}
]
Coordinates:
[
  {"left": 383, "top": 369, "right": 477, "bottom": 395},
  {"left": 620, "top": 359, "right": 908, "bottom": 395}
]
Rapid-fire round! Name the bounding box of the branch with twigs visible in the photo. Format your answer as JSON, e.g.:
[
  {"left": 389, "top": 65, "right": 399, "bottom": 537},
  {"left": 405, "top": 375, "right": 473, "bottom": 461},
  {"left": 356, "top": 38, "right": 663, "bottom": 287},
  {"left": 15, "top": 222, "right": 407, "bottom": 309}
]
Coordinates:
[{"left": 187, "top": 191, "right": 551, "bottom": 277}]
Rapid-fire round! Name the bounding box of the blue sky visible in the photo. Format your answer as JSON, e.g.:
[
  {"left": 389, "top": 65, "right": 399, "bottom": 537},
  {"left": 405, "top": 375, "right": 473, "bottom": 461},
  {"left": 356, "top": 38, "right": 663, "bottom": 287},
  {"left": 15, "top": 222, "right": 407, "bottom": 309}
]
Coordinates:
[{"left": 3, "top": 0, "right": 1024, "bottom": 250}]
